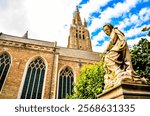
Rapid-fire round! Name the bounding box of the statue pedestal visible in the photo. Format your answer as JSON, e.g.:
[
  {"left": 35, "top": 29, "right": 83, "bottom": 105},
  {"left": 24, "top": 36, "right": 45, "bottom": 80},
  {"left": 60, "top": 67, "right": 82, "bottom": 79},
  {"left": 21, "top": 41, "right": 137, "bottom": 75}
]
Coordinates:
[{"left": 97, "top": 82, "right": 150, "bottom": 99}]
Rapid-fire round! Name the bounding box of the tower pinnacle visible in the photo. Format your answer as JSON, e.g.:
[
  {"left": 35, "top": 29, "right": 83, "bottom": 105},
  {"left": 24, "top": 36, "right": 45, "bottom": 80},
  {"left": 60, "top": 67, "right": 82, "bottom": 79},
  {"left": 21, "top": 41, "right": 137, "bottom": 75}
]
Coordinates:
[
  {"left": 84, "top": 18, "right": 87, "bottom": 27},
  {"left": 73, "top": 6, "right": 82, "bottom": 25},
  {"left": 67, "top": 7, "right": 92, "bottom": 51}
]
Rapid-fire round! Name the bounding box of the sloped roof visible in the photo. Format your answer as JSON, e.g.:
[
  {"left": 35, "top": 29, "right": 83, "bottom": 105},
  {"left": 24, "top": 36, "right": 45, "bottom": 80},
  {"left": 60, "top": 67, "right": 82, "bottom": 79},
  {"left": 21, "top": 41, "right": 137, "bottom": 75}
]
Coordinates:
[
  {"left": 58, "top": 46, "right": 101, "bottom": 61},
  {"left": 0, "top": 33, "right": 55, "bottom": 47}
]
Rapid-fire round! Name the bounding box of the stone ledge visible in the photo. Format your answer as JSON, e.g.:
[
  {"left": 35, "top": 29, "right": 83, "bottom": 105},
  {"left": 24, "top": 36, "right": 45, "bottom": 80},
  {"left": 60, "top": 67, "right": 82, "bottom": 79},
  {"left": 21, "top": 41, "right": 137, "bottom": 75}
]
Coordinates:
[{"left": 97, "top": 83, "right": 150, "bottom": 99}]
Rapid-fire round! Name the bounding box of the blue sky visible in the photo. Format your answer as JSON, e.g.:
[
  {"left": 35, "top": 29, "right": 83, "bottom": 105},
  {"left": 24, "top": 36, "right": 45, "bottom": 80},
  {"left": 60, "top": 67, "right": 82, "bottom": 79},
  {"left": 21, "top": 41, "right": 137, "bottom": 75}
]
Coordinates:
[
  {"left": 0, "top": 0, "right": 150, "bottom": 52},
  {"left": 77, "top": 0, "right": 150, "bottom": 51}
]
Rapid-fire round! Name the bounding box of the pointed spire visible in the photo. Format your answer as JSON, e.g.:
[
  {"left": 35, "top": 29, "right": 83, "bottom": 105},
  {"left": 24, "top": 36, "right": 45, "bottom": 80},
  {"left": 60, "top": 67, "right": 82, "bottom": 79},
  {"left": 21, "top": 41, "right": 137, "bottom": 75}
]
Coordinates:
[
  {"left": 73, "top": 6, "right": 82, "bottom": 25},
  {"left": 22, "top": 31, "right": 28, "bottom": 39},
  {"left": 84, "top": 18, "right": 87, "bottom": 27},
  {"left": 76, "top": 5, "right": 79, "bottom": 12}
]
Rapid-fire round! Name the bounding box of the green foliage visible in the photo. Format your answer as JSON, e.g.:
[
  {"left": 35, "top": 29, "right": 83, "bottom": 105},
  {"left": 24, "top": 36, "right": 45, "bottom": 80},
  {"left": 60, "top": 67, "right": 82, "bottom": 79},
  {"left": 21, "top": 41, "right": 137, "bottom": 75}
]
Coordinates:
[
  {"left": 67, "top": 62, "right": 105, "bottom": 99},
  {"left": 130, "top": 38, "right": 150, "bottom": 80},
  {"left": 142, "top": 26, "right": 150, "bottom": 37}
]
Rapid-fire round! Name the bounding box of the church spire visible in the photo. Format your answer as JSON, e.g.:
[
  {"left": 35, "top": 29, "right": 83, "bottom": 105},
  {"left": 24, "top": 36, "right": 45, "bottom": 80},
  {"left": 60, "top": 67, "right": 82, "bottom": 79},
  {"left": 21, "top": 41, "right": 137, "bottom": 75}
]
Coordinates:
[
  {"left": 67, "top": 6, "right": 92, "bottom": 51},
  {"left": 73, "top": 6, "right": 82, "bottom": 25}
]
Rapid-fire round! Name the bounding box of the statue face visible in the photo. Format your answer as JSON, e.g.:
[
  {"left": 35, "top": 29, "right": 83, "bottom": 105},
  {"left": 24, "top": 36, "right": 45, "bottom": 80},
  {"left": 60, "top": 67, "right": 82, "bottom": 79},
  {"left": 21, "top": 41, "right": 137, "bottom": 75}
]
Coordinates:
[{"left": 103, "top": 25, "right": 111, "bottom": 36}]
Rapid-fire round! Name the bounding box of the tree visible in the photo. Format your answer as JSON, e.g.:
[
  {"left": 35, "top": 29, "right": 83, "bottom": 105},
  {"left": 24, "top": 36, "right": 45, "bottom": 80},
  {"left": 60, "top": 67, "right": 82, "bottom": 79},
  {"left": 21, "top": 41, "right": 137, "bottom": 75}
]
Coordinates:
[
  {"left": 130, "top": 26, "right": 150, "bottom": 84},
  {"left": 142, "top": 26, "right": 150, "bottom": 37},
  {"left": 130, "top": 38, "right": 150, "bottom": 83},
  {"left": 67, "top": 62, "right": 105, "bottom": 99}
]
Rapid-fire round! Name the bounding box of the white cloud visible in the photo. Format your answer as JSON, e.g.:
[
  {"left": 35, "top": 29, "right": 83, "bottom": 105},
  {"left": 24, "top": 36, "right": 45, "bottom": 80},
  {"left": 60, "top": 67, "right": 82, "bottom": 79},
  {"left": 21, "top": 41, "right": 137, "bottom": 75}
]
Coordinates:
[
  {"left": 0, "top": 0, "right": 27, "bottom": 35},
  {"left": 0, "top": 0, "right": 82, "bottom": 47},
  {"left": 23, "top": 0, "right": 82, "bottom": 47},
  {"left": 130, "top": 15, "right": 139, "bottom": 23},
  {"left": 117, "top": 7, "right": 150, "bottom": 32},
  {"left": 127, "top": 36, "right": 150, "bottom": 47},
  {"left": 127, "top": 38, "right": 142, "bottom": 47},
  {"left": 92, "top": 40, "right": 109, "bottom": 52},
  {"left": 147, "top": 36, "right": 150, "bottom": 41},
  {"left": 91, "top": 5, "right": 150, "bottom": 52},
  {"left": 117, "top": 14, "right": 139, "bottom": 30},
  {"left": 89, "top": 0, "right": 139, "bottom": 48},
  {"left": 139, "top": 7, "right": 150, "bottom": 21},
  {"left": 125, "top": 24, "right": 150, "bottom": 38},
  {"left": 125, "top": 27, "right": 142, "bottom": 38},
  {"left": 0, "top": 0, "right": 149, "bottom": 52},
  {"left": 88, "top": 0, "right": 140, "bottom": 33},
  {"left": 0, "top": 0, "right": 8, "bottom": 9},
  {"left": 91, "top": 31, "right": 107, "bottom": 48},
  {"left": 80, "top": 0, "right": 112, "bottom": 20}
]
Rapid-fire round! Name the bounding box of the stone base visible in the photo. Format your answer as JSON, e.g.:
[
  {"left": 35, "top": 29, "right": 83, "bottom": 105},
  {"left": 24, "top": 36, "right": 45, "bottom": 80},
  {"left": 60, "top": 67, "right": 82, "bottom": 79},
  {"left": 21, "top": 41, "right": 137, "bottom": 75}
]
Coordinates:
[{"left": 97, "top": 82, "right": 150, "bottom": 99}]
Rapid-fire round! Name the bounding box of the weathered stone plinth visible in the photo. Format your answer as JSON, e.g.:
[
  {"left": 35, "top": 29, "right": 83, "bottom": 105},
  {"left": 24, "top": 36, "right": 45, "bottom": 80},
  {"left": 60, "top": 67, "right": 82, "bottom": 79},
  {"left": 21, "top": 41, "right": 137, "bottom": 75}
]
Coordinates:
[{"left": 97, "top": 83, "right": 150, "bottom": 99}]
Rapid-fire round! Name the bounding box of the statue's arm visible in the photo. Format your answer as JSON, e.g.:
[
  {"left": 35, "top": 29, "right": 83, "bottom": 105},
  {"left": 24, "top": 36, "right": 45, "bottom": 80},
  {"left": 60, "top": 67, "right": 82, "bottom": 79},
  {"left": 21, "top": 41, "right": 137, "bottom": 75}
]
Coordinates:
[
  {"left": 104, "top": 32, "right": 117, "bottom": 53},
  {"left": 105, "top": 41, "right": 113, "bottom": 52}
]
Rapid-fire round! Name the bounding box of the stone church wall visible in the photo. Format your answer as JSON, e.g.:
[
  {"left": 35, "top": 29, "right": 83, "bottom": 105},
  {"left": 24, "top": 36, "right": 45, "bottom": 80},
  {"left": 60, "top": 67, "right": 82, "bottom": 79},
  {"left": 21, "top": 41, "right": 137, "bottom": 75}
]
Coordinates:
[
  {"left": 0, "top": 43, "right": 55, "bottom": 99},
  {"left": 0, "top": 35, "right": 101, "bottom": 99}
]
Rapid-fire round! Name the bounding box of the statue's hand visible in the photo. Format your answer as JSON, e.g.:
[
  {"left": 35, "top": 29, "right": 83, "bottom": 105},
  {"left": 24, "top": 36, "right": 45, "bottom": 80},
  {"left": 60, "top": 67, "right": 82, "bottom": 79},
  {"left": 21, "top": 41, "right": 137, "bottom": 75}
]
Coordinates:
[{"left": 103, "top": 49, "right": 108, "bottom": 54}]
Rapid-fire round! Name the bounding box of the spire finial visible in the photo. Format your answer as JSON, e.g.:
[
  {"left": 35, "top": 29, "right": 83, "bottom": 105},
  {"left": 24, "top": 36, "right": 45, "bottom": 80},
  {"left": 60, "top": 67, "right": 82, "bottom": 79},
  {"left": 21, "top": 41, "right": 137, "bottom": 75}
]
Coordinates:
[
  {"left": 22, "top": 31, "right": 28, "bottom": 39},
  {"left": 84, "top": 18, "right": 87, "bottom": 27},
  {"left": 73, "top": 6, "right": 82, "bottom": 25},
  {"left": 76, "top": 5, "right": 79, "bottom": 12}
]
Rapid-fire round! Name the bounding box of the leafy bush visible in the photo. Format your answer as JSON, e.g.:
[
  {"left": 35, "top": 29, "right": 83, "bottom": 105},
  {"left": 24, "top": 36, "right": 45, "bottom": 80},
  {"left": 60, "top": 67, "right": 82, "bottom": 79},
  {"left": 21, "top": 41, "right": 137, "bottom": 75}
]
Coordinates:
[{"left": 67, "top": 62, "right": 105, "bottom": 99}]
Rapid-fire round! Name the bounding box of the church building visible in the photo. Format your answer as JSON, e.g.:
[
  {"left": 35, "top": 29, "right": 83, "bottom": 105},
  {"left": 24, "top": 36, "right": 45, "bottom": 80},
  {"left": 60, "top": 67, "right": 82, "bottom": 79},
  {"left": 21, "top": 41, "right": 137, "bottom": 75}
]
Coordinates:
[{"left": 0, "top": 7, "right": 100, "bottom": 99}]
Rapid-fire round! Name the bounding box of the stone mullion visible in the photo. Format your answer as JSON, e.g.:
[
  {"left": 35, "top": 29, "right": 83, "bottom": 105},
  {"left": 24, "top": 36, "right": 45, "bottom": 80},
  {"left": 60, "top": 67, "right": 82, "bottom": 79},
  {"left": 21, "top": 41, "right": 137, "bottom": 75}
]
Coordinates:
[
  {"left": 35, "top": 69, "right": 42, "bottom": 99},
  {"left": 30, "top": 68, "right": 37, "bottom": 99},
  {"left": 24, "top": 67, "right": 33, "bottom": 99}
]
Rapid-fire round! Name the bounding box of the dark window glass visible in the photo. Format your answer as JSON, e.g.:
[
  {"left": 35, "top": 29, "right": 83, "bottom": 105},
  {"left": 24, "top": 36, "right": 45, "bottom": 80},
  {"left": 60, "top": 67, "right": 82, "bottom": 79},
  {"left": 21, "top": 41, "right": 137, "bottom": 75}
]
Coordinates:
[
  {"left": 21, "top": 67, "right": 31, "bottom": 98},
  {"left": 32, "top": 68, "right": 40, "bottom": 99},
  {"left": 0, "top": 52, "right": 11, "bottom": 92},
  {"left": 37, "top": 69, "right": 45, "bottom": 99},
  {"left": 58, "top": 75, "right": 62, "bottom": 99},
  {"left": 21, "top": 57, "right": 46, "bottom": 99},
  {"left": 58, "top": 67, "right": 74, "bottom": 99},
  {"left": 76, "top": 33, "right": 78, "bottom": 38},
  {"left": 83, "top": 35, "right": 85, "bottom": 39}
]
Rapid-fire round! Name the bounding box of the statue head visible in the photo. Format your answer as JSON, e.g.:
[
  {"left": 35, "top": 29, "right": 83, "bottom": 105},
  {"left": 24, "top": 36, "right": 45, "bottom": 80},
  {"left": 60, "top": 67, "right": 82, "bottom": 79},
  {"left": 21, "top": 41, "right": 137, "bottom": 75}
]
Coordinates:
[{"left": 103, "top": 23, "right": 114, "bottom": 36}]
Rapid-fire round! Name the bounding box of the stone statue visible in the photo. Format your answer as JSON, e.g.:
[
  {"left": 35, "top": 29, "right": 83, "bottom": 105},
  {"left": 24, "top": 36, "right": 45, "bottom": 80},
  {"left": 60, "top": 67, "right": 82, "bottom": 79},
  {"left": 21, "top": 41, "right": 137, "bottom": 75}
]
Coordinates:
[{"left": 103, "top": 23, "right": 147, "bottom": 90}]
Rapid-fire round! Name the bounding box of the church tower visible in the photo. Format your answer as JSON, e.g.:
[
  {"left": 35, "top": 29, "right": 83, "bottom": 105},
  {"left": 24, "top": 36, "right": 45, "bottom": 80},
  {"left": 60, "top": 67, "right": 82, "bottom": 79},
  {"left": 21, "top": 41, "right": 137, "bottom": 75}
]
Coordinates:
[{"left": 67, "top": 6, "right": 92, "bottom": 51}]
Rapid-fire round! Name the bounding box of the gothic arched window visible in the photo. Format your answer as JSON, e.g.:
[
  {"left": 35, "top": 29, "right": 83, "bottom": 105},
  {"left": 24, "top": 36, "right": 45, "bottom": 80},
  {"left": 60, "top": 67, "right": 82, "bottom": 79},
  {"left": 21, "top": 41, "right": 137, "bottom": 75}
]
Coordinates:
[
  {"left": 58, "top": 67, "right": 74, "bottom": 99},
  {"left": 21, "top": 57, "right": 46, "bottom": 99},
  {"left": 0, "top": 52, "right": 11, "bottom": 92}
]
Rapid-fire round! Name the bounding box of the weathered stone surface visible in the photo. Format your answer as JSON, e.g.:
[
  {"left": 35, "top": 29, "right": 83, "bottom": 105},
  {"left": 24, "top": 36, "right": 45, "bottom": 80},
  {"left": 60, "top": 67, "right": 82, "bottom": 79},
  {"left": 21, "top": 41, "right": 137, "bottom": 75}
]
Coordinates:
[{"left": 97, "top": 82, "right": 150, "bottom": 99}]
